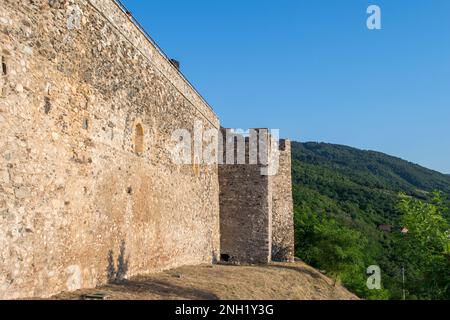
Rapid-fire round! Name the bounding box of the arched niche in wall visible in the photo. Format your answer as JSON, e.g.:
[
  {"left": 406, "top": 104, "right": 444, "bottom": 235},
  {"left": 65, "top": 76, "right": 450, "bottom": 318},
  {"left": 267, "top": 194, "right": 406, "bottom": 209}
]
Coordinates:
[
  {"left": 193, "top": 155, "right": 201, "bottom": 176},
  {"left": 134, "top": 122, "right": 145, "bottom": 155}
]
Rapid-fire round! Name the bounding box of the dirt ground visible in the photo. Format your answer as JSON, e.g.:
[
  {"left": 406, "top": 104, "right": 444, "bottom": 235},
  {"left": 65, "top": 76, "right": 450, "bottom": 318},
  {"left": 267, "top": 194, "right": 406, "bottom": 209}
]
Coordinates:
[{"left": 51, "top": 261, "right": 358, "bottom": 300}]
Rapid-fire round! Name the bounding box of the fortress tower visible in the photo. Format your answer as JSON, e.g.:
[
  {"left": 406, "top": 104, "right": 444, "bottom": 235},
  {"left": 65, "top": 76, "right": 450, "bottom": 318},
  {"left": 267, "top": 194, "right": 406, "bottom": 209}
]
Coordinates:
[{"left": 219, "top": 129, "right": 295, "bottom": 264}]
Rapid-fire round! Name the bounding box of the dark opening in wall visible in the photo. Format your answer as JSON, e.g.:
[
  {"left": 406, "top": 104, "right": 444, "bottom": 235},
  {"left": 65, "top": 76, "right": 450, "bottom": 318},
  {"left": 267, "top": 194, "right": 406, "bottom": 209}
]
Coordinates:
[
  {"left": 44, "top": 97, "right": 52, "bottom": 114},
  {"left": 220, "top": 254, "right": 231, "bottom": 262},
  {"left": 1, "top": 56, "right": 6, "bottom": 76},
  {"left": 134, "top": 123, "right": 144, "bottom": 154},
  {"left": 1, "top": 56, "right": 6, "bottom": 97},
  {"left": 279, "top": 140, "right": 287, "bottom": 151}
]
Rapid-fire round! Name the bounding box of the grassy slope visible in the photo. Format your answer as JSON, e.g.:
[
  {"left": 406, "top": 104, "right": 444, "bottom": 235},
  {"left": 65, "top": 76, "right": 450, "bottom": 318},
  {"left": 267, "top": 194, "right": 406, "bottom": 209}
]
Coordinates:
[{"left": 51, "top": 262, "right": 358, "bottom": 300}]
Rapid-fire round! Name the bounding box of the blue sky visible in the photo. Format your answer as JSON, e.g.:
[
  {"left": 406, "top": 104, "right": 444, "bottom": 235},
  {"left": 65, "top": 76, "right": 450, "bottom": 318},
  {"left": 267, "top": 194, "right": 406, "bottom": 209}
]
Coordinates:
[{"left": 121, "top": 0, "right": 450, "bottom": 174}]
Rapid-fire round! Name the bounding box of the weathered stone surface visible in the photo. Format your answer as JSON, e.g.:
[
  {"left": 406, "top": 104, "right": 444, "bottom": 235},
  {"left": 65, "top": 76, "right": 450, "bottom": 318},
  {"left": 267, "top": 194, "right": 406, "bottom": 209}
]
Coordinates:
[
  {"left": 219, "top": 130, "right": 294, "bottom": 264},
  {"left": 271, "top": 140, "right": 295, "bottom": 262},
  {"left": 0, "top": 0, "right": 220, "bottom": 299},
  {"left": 0, "top": 0, "right": 295, "bottom": 300},
  {"left": 219, "top": 163, "right": 273, "bottom": 264}
]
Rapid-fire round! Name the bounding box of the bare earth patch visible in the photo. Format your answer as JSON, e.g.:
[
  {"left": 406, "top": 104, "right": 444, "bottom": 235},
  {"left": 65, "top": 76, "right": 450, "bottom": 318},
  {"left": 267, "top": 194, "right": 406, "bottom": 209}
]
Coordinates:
[{"left": 51, "top": 261, "right": 358, "bottom": 300}]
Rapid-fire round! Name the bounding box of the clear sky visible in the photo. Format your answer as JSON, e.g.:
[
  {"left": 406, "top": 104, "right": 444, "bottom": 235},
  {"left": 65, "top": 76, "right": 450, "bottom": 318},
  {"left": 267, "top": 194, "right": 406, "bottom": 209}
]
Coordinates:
[{"left": 121, "top": 0, "right": 450, "bottom": 174}]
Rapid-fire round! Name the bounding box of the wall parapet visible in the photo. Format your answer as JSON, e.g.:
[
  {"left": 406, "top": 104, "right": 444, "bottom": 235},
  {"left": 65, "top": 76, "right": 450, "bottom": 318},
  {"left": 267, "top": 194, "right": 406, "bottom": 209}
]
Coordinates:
[{"left": 88, "top": 0, "right": 219, "bottom": 128}]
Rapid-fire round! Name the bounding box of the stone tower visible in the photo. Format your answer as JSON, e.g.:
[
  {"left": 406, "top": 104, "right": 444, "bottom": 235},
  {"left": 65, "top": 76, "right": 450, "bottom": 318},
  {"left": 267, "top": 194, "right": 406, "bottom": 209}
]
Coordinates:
[{"left": 219, "top": 129, "right": 295, "bottom": 264}]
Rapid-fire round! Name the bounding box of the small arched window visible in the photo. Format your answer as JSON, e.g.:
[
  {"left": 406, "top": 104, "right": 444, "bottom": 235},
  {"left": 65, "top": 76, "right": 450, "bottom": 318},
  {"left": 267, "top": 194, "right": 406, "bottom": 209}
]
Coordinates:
[
  {"left": 134, "top": 123, "right": 144, "bottom": 155},
  {"left": 193, "top": 155, "right": 201, "bottom": 176}
]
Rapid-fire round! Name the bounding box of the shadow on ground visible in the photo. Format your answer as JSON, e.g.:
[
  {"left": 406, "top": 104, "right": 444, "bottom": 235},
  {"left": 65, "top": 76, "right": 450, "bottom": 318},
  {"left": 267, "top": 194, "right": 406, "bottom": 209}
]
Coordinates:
[{"left": 105, "top": 279, "right": 219, "bottom": 300}]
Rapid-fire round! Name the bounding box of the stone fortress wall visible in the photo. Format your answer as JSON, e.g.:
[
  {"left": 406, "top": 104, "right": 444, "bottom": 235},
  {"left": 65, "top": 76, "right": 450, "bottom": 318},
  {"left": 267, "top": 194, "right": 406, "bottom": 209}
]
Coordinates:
[
  {"left": 0, "top": 0, "right": 220, "bottom": 299},
  {"left": 0, "top": 0, "right": 294, "bottom": 299}
]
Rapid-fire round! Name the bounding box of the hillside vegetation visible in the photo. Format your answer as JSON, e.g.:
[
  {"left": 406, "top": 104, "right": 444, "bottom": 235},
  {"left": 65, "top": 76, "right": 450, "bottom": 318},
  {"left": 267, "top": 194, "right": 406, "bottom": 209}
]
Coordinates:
[{"left": 292, "top": 142, "right": 450, "bottom": 299}]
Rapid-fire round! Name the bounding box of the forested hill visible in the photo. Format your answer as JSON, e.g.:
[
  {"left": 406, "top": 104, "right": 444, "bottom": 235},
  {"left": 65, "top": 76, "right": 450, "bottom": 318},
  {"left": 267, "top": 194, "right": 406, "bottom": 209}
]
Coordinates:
[
  {"left": 292, "top": 142, "right": 450, "bottom": 196},
  {"left": 291, "top": 141, "right": 450, "bottom": 228},
  {"left": 291, "top": 142, "right": 450, "bottom": 299}
]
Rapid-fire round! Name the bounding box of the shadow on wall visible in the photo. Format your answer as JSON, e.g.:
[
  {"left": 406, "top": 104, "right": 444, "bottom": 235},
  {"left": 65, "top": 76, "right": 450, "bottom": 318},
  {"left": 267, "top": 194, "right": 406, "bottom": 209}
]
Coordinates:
[
  {"left": 212, "top": 250, "right": 218, "bottom": 264},
  {"left": 272, "top": 245, "right": 291, "bottom": 262},
  {"left": 107, "top": 240, "right": 130, "bottom": 284}
]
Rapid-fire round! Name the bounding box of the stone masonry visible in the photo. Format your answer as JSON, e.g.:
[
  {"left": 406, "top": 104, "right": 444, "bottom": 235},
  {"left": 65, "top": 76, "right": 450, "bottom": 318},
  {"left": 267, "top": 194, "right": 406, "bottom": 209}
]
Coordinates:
[
  {"left": 219, "top": 129, "right": 273, "bottom": 264},
  {"left": 0, "top": 0, "right": 294, "bottom": 299},
  {"left": 271, "top": 140, "right": 295, "bottom": 262},
  {"left": 219, "top": 129, "right": 294, "bottom": 264},
  {"left": 0, "top": 0, "right": 220, "bottom": 299}
]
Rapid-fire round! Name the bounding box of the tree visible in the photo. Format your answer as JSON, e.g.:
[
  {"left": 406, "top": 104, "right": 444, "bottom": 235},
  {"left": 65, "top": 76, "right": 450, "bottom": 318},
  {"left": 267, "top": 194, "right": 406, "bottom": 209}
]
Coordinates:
[
  {"left": 294, "top": 211, "right": 390, "bottom": 299},
  {"left": 394, "top": 192, "right": 450, "bottom": 299}
]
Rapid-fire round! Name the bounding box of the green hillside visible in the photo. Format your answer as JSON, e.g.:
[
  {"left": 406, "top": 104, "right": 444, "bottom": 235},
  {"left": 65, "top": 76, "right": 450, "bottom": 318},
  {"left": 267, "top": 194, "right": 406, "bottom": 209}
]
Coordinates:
[
  {"left": 292, "top": 142, "right": 450, "bottom": 194},
  {"left": 291, "top": 142, "right": 450, "bottom": 299}
]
